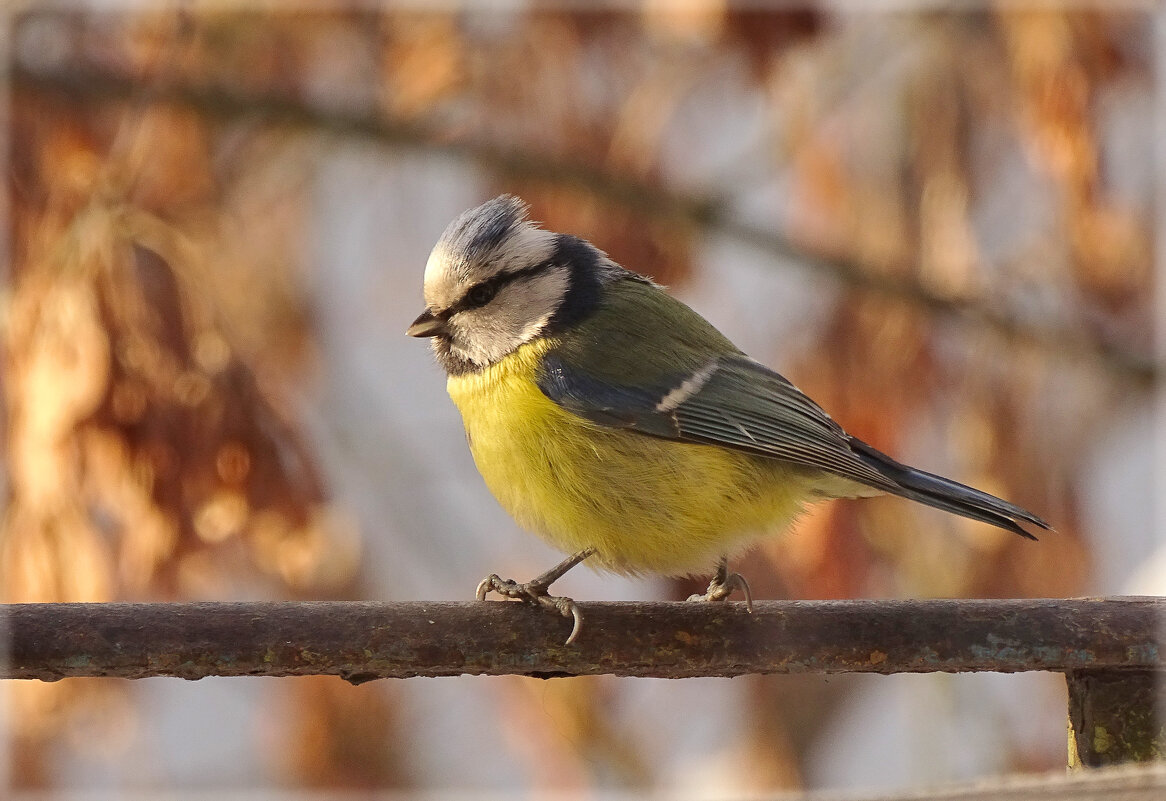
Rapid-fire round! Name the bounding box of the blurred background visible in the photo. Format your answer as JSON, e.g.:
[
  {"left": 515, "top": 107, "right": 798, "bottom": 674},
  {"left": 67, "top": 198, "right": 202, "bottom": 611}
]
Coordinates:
[{"left": 0, "top": 2, "right": 1160, "bottom": 798}]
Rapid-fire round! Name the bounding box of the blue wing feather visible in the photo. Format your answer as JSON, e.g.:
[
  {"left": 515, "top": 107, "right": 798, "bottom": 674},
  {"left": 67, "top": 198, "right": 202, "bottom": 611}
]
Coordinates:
[
  {"left": 537, "top": 352, "right": 1050, "bottom": 538},
  {"left": 538, "top": 353, "right": 896, "bottom": 489}
]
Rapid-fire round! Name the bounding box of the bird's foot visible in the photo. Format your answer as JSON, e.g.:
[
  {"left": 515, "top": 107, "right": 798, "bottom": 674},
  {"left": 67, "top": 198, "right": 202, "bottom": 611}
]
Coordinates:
[
  {"left": 476, "top": 574, "right": 585, "bottom": 645},
  {"left": 687, "top": 562, "right": 754, "bottom": 612},
  {"left": 474, "top": 549, "right": 594, "bottom": 645}
]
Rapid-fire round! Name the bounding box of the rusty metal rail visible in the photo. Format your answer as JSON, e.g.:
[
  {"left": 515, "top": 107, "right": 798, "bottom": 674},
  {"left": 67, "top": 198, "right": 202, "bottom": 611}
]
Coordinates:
[
  {"left": 2, "top": 597, "right": 1163, "bottom": 767},
  {"left": 3, "top": 598, "right": 1160, "bottom": 680}
]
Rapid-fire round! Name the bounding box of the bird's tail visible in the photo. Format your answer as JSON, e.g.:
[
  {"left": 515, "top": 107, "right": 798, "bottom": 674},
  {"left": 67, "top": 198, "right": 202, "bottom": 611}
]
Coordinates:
[{"left": 848, "top": 438, "right": 1051, "bottom": 540}]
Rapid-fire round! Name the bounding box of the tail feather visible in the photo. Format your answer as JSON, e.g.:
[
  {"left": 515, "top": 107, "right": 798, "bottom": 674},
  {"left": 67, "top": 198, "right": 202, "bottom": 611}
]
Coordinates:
[{"left": 848, "top": 439, "right": 1051, "bottom": 541}]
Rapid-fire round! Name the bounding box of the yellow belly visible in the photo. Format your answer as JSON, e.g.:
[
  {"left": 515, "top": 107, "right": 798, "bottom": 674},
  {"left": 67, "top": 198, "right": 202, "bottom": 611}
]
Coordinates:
[{"left": 447, "top": 340, "right": 818, "bottom": 576}]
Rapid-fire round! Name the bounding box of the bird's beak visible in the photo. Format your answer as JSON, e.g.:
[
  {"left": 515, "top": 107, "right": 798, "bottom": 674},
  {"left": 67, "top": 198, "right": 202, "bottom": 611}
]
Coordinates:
[{"left": 407, "top": 309, "right": 447, "bottom": 338}]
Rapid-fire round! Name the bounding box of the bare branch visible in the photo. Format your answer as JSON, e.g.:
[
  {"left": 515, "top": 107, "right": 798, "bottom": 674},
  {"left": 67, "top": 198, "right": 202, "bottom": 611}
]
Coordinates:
[
  {"left": 3, "top": 598, "right": 1161, "bottom": 683},
  {"left": 12, "top": 62, "right": 1158, "bottom": 385}
]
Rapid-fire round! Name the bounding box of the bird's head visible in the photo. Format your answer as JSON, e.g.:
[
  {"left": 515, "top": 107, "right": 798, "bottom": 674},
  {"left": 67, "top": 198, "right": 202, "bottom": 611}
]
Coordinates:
[{"left": 408, "top": 195, "right": 620, "bottom": 373}]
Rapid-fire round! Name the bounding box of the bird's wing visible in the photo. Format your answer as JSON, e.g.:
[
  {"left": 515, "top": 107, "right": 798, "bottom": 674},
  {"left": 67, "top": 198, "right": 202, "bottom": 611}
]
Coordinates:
[
  {"left": 535, "top": 278, "right": 1049, "bottom": 538},
  {"left": 537, "top": 352, "right": 1049, "bottom": 538},
  {"left": 537, "top": 351, "right": 899, "bottom": 492}
]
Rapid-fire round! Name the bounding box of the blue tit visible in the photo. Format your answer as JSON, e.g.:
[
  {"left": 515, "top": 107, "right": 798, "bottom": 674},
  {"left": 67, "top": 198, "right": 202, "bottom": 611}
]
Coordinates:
[{"left": 408, "top": 195, "right": 1049, "bottom": 643}]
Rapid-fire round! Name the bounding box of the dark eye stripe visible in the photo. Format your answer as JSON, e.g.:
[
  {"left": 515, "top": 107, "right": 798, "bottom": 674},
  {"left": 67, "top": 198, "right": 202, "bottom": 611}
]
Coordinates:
[
  {"left": 444, "top": 258, "right": 557, "bottom": 317},
  {"left": 465, "top": 283, "right": 496, "bottom": 308}
]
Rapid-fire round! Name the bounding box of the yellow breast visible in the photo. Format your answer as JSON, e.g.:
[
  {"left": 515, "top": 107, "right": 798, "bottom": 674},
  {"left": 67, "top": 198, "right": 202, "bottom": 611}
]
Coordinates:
[{"left": 446, "top": 340, "right": 816, "bottom": 576}]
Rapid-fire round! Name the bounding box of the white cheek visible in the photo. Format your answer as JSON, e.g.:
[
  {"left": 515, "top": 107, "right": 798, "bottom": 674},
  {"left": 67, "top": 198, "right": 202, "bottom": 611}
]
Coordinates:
[
  {"left": 521, "top": 311, "right": 555, "bottom": 341},
  {"left": 445, "top": 265, "right": 570, "bottom": 367},
  {"left": 447, "top": 320, "right": 494, "bottom": 367},
  {"left": 447, "top": 312, "right": 517, "bottom": 367},
  {"left": 512, "top": 268, "right": 570, "bottom": 336}
]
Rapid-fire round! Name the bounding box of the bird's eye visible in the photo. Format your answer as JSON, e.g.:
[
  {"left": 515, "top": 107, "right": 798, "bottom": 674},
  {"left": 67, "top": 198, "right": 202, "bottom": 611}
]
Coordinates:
[{"left": 466, "top": 283, "right": 497, "bottom": 308}]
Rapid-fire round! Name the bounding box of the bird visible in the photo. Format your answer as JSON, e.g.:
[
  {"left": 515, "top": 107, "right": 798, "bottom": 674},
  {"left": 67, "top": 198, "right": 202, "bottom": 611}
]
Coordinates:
[{"left": 407, "top": 195, "right": 1050, "bottom": 643}]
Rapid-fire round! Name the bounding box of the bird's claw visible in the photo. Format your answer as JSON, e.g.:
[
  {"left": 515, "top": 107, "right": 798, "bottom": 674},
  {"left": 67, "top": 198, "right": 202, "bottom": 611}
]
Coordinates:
[
  {"left": 476, "top": 574, "right": 585, "bottom": 645},
  {"left": 476, "top": 574, "right": 531, "bottom": 602},
  {"left": 538, "top": 593, "right": 585, "bottom": 645},
  {"left": 688, "top": 570, "right": 754, "bottom": 612}
]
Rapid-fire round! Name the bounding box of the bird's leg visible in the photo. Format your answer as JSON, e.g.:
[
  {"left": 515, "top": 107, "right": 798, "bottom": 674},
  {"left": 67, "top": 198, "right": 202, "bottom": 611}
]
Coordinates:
[
  {"left": 476, "top": 548, "right": 596, "bottom": 645},
  {"left": 688, "top": 555, "right": 754, "bottom": 612}
]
